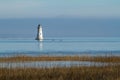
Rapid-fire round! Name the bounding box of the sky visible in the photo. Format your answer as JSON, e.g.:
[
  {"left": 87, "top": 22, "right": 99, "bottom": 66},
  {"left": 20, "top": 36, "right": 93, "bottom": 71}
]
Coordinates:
[
  {"left": 0, "top": 0, "right": 120, "bottom": 18},
  {"left": 0, "top": 0, "right": 120, "bottom": 38}
]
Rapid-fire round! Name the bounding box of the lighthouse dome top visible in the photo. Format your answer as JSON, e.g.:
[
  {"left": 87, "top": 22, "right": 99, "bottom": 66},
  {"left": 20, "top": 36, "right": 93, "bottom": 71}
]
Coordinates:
[
  {"left": 38, "top": 24, "right": 42, "bottom": 29},
  {"left": 38, "top": 24, "right": 40, "bottom": 26}
]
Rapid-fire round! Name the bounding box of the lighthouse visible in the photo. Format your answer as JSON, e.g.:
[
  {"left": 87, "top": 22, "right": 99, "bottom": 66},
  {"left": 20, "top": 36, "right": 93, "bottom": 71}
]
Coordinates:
[{"left": 36, "top": 24, "right": 43, "bottom": 41}]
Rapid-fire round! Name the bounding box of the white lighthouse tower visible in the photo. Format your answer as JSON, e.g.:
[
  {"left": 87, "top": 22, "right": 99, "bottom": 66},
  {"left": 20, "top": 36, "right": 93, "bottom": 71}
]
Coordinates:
[{"left": 36, "top": 24, "right": 43, "bottom": 41}]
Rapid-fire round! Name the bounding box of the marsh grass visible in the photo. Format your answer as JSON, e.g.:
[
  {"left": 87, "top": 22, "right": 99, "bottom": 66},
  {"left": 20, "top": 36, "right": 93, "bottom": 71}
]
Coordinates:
[
  {"left": 0, "top": 56, "right": 120, "bottom": 80},
  {"left": 0, "top": 65, "right": 120, "bottom": 80},
  {"left": 0, "top": 56, "right": 120, "bottom": 63}
]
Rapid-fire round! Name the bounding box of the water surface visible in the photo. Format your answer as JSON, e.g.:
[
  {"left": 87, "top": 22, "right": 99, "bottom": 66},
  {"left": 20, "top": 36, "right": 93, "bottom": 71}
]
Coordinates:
[{"left": 0, "top": 37, "right": 120, "bottom": 56}]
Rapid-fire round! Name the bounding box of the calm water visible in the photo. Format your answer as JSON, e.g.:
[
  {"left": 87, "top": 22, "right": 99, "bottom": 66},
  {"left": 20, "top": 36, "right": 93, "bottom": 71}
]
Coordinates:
[{"left": 0, "top": 37, "right": 120, "bottom": 56}]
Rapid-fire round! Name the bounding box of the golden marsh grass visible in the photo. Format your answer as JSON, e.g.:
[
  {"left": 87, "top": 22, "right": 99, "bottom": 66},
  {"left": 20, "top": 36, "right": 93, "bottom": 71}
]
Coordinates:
[
  {"left": 0, "top": 56, "right": 120, "bottom": 63},
  {"left": 0, "top": 65, "right": 119, "bottom": 80},
  {"left": 0, "top": 56, "right": 119, "bottom": 80}
]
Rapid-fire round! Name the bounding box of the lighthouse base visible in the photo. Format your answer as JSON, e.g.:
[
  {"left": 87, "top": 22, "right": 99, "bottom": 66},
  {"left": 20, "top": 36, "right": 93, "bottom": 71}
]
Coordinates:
[{"left": 35, "top": 37, "right": 43, "bottom": 41}]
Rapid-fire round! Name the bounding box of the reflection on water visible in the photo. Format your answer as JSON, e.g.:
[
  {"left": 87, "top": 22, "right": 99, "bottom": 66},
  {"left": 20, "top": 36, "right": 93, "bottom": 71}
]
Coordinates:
[
  {"left": 0, "top": 61, "right": 110, "bottom": 68},
  {"left": 38, "top": 41, "right": 43, "bottom": 51}
]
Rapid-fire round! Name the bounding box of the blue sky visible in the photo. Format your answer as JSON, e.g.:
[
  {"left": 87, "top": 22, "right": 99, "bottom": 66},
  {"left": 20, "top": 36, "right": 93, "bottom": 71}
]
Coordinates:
[
  {"left": 0, "top": 0, "right": 120, "bottom": 18},
  {"left": 0, "top": 0, "right": 120, "bottom": 37}
]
